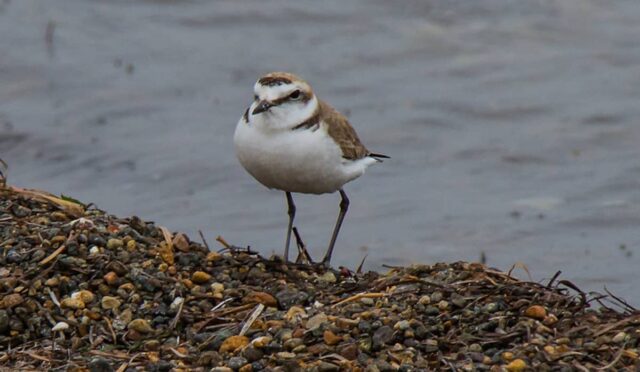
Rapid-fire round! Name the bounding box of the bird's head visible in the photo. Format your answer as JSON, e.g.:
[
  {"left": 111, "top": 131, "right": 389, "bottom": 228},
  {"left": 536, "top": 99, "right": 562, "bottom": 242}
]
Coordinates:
[{"left": 249, "top": 72, "right": 318, "bottom": 130}]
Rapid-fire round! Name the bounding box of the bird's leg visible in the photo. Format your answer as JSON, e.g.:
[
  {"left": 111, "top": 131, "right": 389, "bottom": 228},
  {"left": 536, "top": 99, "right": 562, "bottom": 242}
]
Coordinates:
[
  {"left": 322, "top": 189, "right": 349, "bottom": 267},
  {"left": 284, "top": 192, "right": 296, "bottom": 262}
]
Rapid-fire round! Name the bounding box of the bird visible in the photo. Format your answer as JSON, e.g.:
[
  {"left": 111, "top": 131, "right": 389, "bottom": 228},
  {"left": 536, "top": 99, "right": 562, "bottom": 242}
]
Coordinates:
[{"left": 233, "top": 72, "right": 388, "bottom": 267}]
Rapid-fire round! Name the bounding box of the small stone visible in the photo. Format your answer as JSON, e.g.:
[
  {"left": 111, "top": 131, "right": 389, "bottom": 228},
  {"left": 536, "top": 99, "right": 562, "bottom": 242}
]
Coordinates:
[
  {"left": 103, "top": 271, "right": 118, "bottom": 286},
  {"left": 544, "top": 345, "right": 556, "bottom": 355},
  {"left": 207, "top": 251, "right": 222, "bottom": 262},
  {"left": 306, "top": 312, "right": 328, "bottom": 330},
  {"left": 424, "top": 306, "right": 440, "bottom": 315},
  {"left": 172, "top": 233, "right": 190, "bottom": 251},
  {"left": 323, "top": 330, "right": 342, "bottom": 345},
  {"left": 239, "top": 365, "right": 253, "bottom": 372},
  {"left": 211, "top": 368, "right": 233, "bottom": 372},
  {"left": 275, "top": 351, "right": 295, "bottom": 359},
  {"left": 228, "top": 356, "right": 248, "bottom": 370},
  {"left": 101, "top": 296, "right": 121, "bottom": 310},
  {"left": 149, "top": 361, "right": 172, "bottom": 372},
  {"left": 372, "top": 326, "right": 394, "bottom": 349},
  {"left": 251, "top": 336, "right": 272, "bottom": 348},
  {"left": 438, "top": 300, "right": 449, "bottom": 311},
  {"left": 106, "top": 238, "right": 123, "bottom": 250},
  {"left": 243, "top": 346, "right": 264, "bottom": 362},
  {"left": 451, "top": 293, "right": 466, "bottom": 307},
  {"left": 61, "top": 297, "right": 85, "bottom": 309},
  {"left": 205, "top": 281, "right": 220, "bottom": 291},
  {"left": 358, "top": 337, "right": 372, "bottom": 352},
  {"left": 394, "top": 320, "right": 411, "bottom": 331},
  {"left": 375, "top": 359, "right": 394, "bottom": 372},
  {"left": 418, "top": 295, "right": 431, "bottom": 305},
  {"left": 336, "top": 317, "right": 359, "bottom": 329},
  {"left": 169, "top": 297, "right": 184, "bottom": 311},
  {"left": 88, "top": 357, "right": 114, "bottom": 372},
  {"left": 484, "top": 302, "right": 499, "bottom": 313},
  {"left": 424, "top": 339, "right": 439, "bottom": 353},
  {"left": 192, "top": 271, "right": 212, "bottom": 284},
  {"left": 612, "top": 331, "right": 627, "bottom": 344},
  {"left": 128, "top": 318, "right": 153, "bottom": 334},
  {"left": 502, "top": 351, "right": 514, "bottom": 361},
  {"left": 275, "top": 288, "right": 309, "bottom": 309},
  {"left": 469, "top": 343, "right": 482, "bottom": 352},
  {"left": 0, "top": 293, "right": 23, "bottom": 309},
  {"left": 284, "top": 337, "right": 304, "bottom": 350},
  {"left": 360, "top": 297, "right": 374, "bottom": 306},
  {"left": 6, "top": 249, "right": 22, "bottom": 264},
  {"left": 358, "top": 320, "right": 372, "bottom": 333},
  {"left": 543, "top": 314, "right": 558, "bottom": 326},
  {"left": 318, "top": 361, "right": 340, "bottom": 372},
  {"left": 144, "top": 340, "right": 161, "bottom": 351},
  {"left": 524, "top": 305, "right": 547, "bottom": 320},
  {"left": 431, "top": 291, "right": 443, "bottom": 302},
  {"left": 243, "top": 291, "right": 277, "bottom": 307},
  {"left": 71, "top": 290, "right": 95, "bottom": 304},
  {"left": 284, "top": 306, "right": 306, "bottom": 322},
  {"left": 339, "top": 343, "right": 359, "bottom": 360},
  {"left": 220, "top": 335, "right": 249, "bottom": 353},
  {"left": 317, "top": 271, "right": 336, "bottom": 284},
  {"left": 45, "top": 277, "right": 60, "bottom": 287},
  {"left": 52, "top": 322, "right": 69, "bottom": 332},
  {"left": 505, "top": 359, "right": 526, "bottom": 371},
  {"left": 469, "top": 352, "right": 484, "bottom": 363},
  {"left": 50, "top": 211, "right": 67, "bottom": 221}
]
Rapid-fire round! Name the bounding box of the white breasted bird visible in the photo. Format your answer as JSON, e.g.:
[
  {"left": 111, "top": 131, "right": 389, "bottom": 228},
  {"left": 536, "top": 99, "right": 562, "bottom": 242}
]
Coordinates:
[{"left": 234, "top": 72, "right": 388, "bottom": 266}]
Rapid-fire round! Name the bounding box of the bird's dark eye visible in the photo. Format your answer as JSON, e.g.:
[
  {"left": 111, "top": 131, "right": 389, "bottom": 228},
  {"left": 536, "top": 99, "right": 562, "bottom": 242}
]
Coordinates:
[
  {"left": 289, "top": 90, "right": 301, "bottom": 100},
  {"left": 254, "top": 95, "right": 259, "bottom": 101}
]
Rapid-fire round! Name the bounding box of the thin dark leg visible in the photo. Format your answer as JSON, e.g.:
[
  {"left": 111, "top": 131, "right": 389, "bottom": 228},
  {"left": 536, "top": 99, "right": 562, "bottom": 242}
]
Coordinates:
[
  {"left": 322, "top": 189, "right": 349, "bottom": 266},
  {"left": 284, "top": 192, "right": 296, "bottom": 262}
]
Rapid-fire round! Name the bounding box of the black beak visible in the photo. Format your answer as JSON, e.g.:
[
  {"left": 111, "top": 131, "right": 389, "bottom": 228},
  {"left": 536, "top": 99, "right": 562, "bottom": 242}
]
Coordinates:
[{"left": 252, "top": 100, "right": 273, "bottom": 115}]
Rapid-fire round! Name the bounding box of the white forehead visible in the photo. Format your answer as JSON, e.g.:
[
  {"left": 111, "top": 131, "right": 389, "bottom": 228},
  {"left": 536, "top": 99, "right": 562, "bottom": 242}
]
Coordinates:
[{"left": 253, "top": 81, "right": 308, "bottom": 101}]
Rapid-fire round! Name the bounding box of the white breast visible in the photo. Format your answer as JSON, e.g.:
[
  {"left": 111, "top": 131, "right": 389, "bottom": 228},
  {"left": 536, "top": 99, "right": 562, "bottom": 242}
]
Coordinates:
[{"left": 234, "top": 117, "right": 375, "bottom": 194}]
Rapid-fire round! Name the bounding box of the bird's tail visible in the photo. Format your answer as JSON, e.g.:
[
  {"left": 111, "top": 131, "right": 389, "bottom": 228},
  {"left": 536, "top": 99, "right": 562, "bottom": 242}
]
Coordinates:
[{"left": 368, "top": 153, "right": 390, "bottom": 162}]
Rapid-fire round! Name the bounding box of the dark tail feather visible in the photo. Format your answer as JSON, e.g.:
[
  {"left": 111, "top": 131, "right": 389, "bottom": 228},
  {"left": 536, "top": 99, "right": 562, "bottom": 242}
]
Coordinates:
[{"left": 369, "top": 153, "right": 390, "bottom": 162}]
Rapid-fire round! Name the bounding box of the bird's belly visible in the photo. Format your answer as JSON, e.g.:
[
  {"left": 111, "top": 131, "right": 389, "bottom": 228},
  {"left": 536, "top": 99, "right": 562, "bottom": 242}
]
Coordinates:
[{"left": 234, "top": 125, "right": 360, "bottom": 194}]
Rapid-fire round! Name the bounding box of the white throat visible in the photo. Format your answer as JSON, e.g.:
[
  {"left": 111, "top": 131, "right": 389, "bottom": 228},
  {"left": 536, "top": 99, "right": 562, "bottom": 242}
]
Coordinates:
[{"left": 248, "top": 96, "right": 319, "bottom": 132}]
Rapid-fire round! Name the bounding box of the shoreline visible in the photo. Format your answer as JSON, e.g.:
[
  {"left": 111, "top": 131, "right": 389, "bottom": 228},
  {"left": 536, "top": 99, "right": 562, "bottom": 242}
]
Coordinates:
[{"left": 0, "top": 184, "right": 638, "bottom": 371}]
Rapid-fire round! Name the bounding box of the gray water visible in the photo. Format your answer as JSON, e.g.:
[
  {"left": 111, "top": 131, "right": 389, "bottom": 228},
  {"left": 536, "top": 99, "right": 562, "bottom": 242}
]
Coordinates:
[{"left": 2, "top": 0, "right": 640, "bottom": 304}]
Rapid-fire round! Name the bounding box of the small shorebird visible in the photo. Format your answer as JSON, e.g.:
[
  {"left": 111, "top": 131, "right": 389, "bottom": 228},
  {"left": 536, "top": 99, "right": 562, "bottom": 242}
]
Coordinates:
[{"left": 234, "top": 72, "right": 387, "bottom": 266}]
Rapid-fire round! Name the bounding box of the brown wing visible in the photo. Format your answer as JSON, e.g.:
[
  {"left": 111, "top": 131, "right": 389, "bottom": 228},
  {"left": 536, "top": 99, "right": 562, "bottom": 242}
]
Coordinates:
[{"left": 319, "top": 100, "right": 370, "bottom": 160}]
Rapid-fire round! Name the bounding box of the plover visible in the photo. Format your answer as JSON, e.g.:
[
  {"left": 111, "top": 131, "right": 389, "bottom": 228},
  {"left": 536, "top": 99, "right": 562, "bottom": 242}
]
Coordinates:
[{"left": 234, "top": 72, "right": 388, "bottom": 266}]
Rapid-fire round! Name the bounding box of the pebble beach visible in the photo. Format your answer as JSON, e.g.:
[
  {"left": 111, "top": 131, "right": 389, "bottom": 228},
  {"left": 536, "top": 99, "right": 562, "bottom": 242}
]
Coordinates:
[{"left": 1, "top": 182, "right": 639, "bottom": 371}]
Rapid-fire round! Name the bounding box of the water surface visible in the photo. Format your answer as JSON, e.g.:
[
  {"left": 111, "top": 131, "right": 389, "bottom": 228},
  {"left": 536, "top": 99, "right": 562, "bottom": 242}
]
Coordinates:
[{"left": 2, "top": 0, "right": 640, "bottom": 304}]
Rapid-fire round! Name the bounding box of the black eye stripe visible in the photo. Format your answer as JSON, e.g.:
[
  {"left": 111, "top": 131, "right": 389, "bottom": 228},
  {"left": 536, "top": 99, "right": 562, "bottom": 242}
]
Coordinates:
[{"left": 289, "top": 90, "right": 301, "bottom": 99}]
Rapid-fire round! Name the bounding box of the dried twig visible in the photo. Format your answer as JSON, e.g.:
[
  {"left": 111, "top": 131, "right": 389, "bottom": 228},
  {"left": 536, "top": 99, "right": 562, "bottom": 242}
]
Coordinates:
[
  {"left": 169, "top": 297, "right": 185, "bottom": 330},
  {"left": 215, "top": 235, "right": 231, "bottom": 249},
  {"left": 356, "top": 254, "right": 367, "bottom": 274},
  {"left": 596, "top": 341, "right": 627, "bottom": 370},
  {"left": 240, "top": 303, "right": 265, "bottom": 336},
  {"left": 332, "top": 292, "right": 386, "bottom": 307},
  {"left": 293, "top": 227, "right": 313, "bottom": 264},
  {"left": 198, "top": 230, "right": 210, "bottom": 251},
  {"left": 39, "top": 245, "right": 66, "bottom": 266}
]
